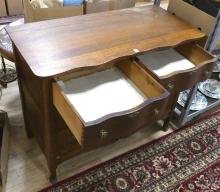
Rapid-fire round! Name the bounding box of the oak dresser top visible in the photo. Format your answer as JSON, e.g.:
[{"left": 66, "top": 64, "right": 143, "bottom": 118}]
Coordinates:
[{"left": 7, "top": 5, "right": 205, "bottom": 78}]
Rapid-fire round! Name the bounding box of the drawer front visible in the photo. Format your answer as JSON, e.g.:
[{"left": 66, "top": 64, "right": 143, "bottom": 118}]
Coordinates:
[
  {"left": 160, "top": 63, "right": 213, "bottom": 93},
  {"left": 53, "top": 82, "right": 169, "bottom": 148},
  {"left": 136, "top": 43, "right": 216, "bottom": 94},
  {"left": 53, "top": 59, "right": 170, "bottom": 147},
  {"left": 83, "top": 97, "right": 169, "bottom": 148}
]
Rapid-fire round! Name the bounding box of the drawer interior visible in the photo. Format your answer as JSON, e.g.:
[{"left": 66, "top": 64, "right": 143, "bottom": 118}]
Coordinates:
[
  {"left": 136, "top": 43, "right": 215, "bottom": 78},
  {"left": 53, "top": 60, "right": 166, "bottom": 124}
]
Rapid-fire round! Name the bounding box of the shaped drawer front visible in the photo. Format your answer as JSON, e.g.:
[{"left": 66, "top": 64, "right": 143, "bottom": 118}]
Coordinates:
[
  {"left": 136, "top": 43, "right": 217, "bottom": 93},
  {"left": 53, "top": 59, "right": 169, "bottom": 147}
]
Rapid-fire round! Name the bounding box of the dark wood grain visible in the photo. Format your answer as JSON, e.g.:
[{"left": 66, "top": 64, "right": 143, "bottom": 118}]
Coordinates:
[
  {"left": 0, "top": 112, "right": 9, "bottom": 192},
  {"left": 6, "top": 5, "right": 205, "bottom": 78}
]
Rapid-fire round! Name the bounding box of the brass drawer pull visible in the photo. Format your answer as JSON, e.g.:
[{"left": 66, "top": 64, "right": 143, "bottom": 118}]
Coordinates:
[
  {"left": 189, "top": 71, "right": 196, "bottom": 76},
  {"left": 100, "top": 129, "right": 108, "bottom": 139},
  {"left": 167, "top": 83, "right": 174, "bottom": 91},
  {"left": 129, "top": 111, "right": 140, "bottom": 118},
  {"left": 204, "top": 70, "right": 210, "bottom": 77},
  {"left": 153, "top": 109, "right": 160, "bottom": 116}
]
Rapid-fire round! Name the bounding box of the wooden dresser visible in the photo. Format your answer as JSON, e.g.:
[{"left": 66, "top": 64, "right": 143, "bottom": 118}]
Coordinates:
[
  {"left": 6, "top": 5, "right": 216, "bottom": 181},
  {"left": 0, "top": 111, "right": 9, "bottom": 192}
]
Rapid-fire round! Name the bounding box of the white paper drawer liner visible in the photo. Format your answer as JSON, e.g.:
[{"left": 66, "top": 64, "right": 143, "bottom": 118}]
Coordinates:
[
  {"left": 58, "top": 67, "right": 147, "bottom": 123},
  {"left": 137, "top": 48, "right": 195, "bottom": 77}
]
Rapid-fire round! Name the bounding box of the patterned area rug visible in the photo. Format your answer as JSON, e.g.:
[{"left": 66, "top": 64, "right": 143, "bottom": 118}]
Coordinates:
[{"left": 41, "top": 111, "right": 220, "bottom": 192}]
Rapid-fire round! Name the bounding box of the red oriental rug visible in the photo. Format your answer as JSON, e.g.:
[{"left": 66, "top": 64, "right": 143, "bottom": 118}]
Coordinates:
[{"left": 41, "top": 111, "right": 220, "bottom": 192}]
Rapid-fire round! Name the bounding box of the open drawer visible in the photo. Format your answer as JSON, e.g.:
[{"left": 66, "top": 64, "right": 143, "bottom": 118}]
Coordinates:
[
  {"left": 136, "top": 43, "right": 217, "bottom": 93},
  {"left": 53, "top": 59, "right": 170, "bottom": 147}
]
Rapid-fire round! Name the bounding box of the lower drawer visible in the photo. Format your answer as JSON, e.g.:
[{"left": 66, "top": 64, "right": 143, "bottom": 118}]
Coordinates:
[{"left": 53, "top": 59, "right": 170, "bottom": 147}]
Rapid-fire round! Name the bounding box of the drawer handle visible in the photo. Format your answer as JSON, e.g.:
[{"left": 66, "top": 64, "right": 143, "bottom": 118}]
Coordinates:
[
  {"left": 189, "top": 71, "right": 196, "bottom": 76},
  {"left": 153, "top": 109, "right": 160, "bottom": 116},
  {"left": 100, "top": 130, "right": 108, "bottom": 139},
  {"left": 167, "top": 83, "right": 174, "bottom": 91},
  {"left": 204, "top": 70, "right": 210, "bottom": 77},
  {"left": 129, "top": 111, "right": 140, "bottom": 118}
]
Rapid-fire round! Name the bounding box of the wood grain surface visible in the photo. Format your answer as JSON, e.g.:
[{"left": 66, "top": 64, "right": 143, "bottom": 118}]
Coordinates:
[{"left": 6, "top": 5, "right": 205, "bottom": 78}]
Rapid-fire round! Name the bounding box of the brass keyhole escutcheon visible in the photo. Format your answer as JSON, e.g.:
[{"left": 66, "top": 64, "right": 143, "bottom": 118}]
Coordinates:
[
  {"left": 153, "top": 109, "right": 160, "bottom": 116},
  {"left": 100, "top": 129, "right": 108, "bottom": 139},
  {"left": 189, "top": 71, "right": 196, "bottom": 76},
  {"left": 167, "top": 83, "right": 174, "bottom": 91},
  {"left": 204, "top": 70, "right": 210, "bottom": 77}
]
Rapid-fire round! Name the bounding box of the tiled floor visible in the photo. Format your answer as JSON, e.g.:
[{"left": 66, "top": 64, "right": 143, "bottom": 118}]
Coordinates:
[{"left": 1, "top": 1, "right": 172, "bottom": 191}]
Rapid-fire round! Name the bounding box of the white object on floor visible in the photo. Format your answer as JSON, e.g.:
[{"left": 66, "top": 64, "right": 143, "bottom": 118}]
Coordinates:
[
  {"left": 137, "top": 49, "right": 195, "bottom": 77},
  {"left": 58, "top": 67, "right": 146, "bottom": 123}
]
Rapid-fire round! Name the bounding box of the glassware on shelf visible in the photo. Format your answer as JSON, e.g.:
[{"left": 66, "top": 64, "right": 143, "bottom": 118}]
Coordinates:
[
  {"left": 198, "top": 79, "right": 220, "bottom": 99},
  {"left": 178, "top": 89, "right": 208, "bottom": 110}
]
